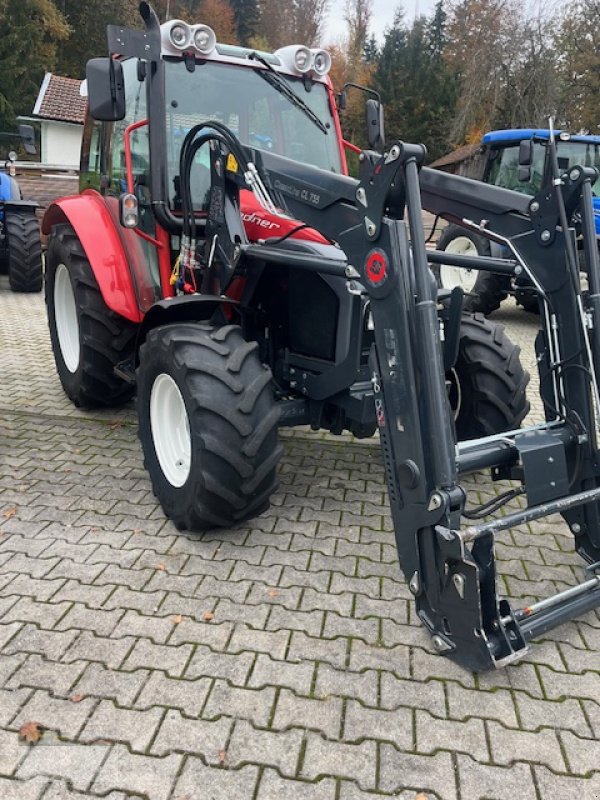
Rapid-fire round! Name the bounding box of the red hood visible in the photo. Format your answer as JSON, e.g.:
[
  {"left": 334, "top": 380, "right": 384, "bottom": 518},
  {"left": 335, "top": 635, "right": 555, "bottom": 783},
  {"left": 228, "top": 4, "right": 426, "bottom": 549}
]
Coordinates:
[{"left": 239, "top": 189, "right": 330, "bottom": 245}]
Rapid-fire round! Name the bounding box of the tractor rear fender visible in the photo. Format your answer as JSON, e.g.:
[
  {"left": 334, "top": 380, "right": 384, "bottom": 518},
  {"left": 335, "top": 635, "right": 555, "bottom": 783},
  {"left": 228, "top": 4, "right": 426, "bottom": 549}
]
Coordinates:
[
  {"left": 42, "top": 191, "right": 145, "bottom": 323},
  {"left": 135, "top": 295, "right": 239, "bottom": 362}
]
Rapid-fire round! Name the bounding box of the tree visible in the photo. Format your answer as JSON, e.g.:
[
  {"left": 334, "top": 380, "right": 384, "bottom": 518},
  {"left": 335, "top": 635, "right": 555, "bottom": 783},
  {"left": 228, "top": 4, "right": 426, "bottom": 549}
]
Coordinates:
[
  {"left": 198, "top": 0, "right": 239, "bottom": 42},
  {"left": 229, "top": 0, "right": 259, "bottom": 44},
  {"left": 54, "top": 0, "right": 139, "bottom": 78},
  {"left": 0, "top": 0, "right": 70, "bottom": 129},
  {"left": 555, "top": 0, "right": 600, "bottom": 132},
  {"left": 257, "top": 0, "right": 330, "bottom": 49}
]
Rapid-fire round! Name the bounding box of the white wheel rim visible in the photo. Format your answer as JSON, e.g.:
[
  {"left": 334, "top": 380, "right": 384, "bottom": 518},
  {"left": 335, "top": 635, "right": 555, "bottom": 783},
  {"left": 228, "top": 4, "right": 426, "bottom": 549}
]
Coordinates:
[
  {"left": 150, "top": 373, "right": 191, "bottom": 488},
  {"left": 54, "top": 263, "right": 80, "bottom": 373},
  {"left": 439, "top": 237, "right": 480, "bottom": 292}
]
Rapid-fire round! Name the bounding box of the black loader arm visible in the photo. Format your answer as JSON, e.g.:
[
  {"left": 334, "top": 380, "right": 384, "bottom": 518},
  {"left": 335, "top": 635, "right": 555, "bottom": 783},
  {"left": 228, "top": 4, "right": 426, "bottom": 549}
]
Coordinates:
[{"left": 254, "top": 144, "right": 600, "bottom": 671}]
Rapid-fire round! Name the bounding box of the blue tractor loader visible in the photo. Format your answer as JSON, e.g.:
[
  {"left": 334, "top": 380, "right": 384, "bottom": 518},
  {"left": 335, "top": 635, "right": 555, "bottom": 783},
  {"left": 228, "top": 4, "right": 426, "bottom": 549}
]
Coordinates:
[
  {"left": 434, "top": 128, "right": 600, "bottom": 314},
  {"left": 0, "top": 124, "right": 43, "bottom": 292}
]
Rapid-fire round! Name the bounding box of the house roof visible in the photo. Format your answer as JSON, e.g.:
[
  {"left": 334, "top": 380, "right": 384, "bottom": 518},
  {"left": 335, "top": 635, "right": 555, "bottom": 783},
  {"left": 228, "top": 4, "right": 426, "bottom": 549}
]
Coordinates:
[
  {"left": 429, "top": 142, "right": 480, "bottom": 169},
  {"left": 32, "top": 73, "right": 86, "bottom": 125}
]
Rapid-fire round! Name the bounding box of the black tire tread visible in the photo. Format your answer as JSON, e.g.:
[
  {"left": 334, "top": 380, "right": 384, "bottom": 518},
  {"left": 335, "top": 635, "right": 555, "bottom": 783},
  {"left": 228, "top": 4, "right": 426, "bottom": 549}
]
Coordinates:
[
  {"left": 6, "top": 211, "right": 43, "bottom": 293},
  {"left": 138, "top": 322, "right": 282, "bottom": 531},
  {"left": 454, "top": 313, "right": 530, "bottom": 440},
  {"left": 46, "top": 224, "right": 137, "bottom": 408}
]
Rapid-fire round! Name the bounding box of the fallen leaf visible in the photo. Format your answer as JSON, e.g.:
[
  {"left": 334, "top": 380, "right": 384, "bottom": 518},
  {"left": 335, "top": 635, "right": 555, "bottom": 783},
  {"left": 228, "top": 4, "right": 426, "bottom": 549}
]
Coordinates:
[
  {"left": 172, "top": 615, "right": 183, "bottom": 625},
  {"left": 18, "top": 722, "right": 44, "bottom": 744},
  {"left": 2, "top": 507, "right": 16, "bottom": 520},
  {"left": 70, "top": 694, "right": 84, "bottom": 703},
  {"left": 267, "top": 588, "right": 278, "bottom": 597},
  {"left": 132, "top": 528, "right": 143, "bottom": 534},
  {"left": 415, "top": 794, "right": 429, "bottom": 800},
  {"left": 157, "top": 564, "right": 166, "bottom": 571},
  {"left": 74, "top": 448, "right": 81, "bottom": 454},
  {"left": 218, "top": 749, "right": 227, "bottom": 765},
  {"left": 202, "top": 611, "right": 214, "bottom": 622},
  {"left": 109, "top": 421, "right": 123, "bottom": 430}
]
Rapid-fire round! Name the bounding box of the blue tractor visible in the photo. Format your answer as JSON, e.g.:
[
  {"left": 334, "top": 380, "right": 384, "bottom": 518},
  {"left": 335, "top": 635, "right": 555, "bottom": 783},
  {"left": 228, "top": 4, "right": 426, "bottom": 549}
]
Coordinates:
[
  {"left": 434, "top": 128, "right": 600, "bottom": 314},
  {"left": 0, "top": 124, "right": 43, "bottom": 292}
]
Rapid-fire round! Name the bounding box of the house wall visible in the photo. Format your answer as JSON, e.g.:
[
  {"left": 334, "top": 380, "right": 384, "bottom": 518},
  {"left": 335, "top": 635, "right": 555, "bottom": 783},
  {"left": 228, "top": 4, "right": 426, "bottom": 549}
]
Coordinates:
[{"left": 41, "top": 121, "right": 83, "bottom": 168}]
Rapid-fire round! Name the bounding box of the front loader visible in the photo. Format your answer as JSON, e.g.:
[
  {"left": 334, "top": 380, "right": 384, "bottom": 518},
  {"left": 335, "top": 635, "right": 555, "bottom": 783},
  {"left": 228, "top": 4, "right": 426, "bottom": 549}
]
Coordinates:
[{"left": 42, "top": 3, "right": 600, "bottom": 671}]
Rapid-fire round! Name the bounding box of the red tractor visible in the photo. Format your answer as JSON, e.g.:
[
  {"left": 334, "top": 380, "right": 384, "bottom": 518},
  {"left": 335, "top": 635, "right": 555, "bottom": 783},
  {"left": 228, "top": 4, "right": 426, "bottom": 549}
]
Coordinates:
[
  {"left": 43, "top": 2, "right": 600, "bottom": 672},
  {"left": 43, "top": 5, "right": 529, "bottom": 530}
]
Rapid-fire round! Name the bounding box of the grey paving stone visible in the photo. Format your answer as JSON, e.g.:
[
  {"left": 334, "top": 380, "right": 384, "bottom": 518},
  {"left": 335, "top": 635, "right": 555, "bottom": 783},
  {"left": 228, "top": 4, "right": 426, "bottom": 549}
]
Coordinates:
[
  {"left": 300, "top": 732, "right": 377, "bottom": 789},
  {"left": 227, "top": 624, "right": 289, "bottom": 659},
  {"left": 61, "top": 631, "right": 135, "bottom": 670},
  {"left": 171, "top": 758, "right": 259, "bottom": 800},
  {"left": 7, "top": 655, "right": 85, "bottom": 696},
  {"left": 135, "top": 671, "right": 211, "bottom": 716},
  {"left": 91, "top": 745, "right": 181, "bottom": 800},
  {"left": 203, "top": 680, "right": 276, "bottom": 727},
  {"left": 228, "top": 719, "right": 304, "bottom": 775},
  {"left": 17, "top": 742, "right": 109, "bottom": 792},
  {"left": 72, "top": 663, "right": 148, "bottom": 706},
  {"left": 122, "top": 638, "right": 193, "bottom": 677},
  {"left": 534, "top": 765, "right": 600, "bottom": 800},
  {"left": 0, "top": 727, "right": 27, "bottom": 775},
  {"left": 12, "top": 690, "right": 95, "bottom": 740},
  {"left": 273, "top": 688, "right": 343, "bottom": 739},
  {"left": 3, "top": 626, "right": 77, "bottom": 661},
  {"left": 185, "top": 644, "right": 255, "bottom": 684},
  {"left": 55, "top": 605, "right": 124, "bottom": 638},
  {"left": 42, "top": 778, "right": 127, "bottom": 800},
  {"left": 168, "top": 618, "right": 233, "bottom": 650},
  {"left": 315, "top": 663, "right": 378, "bottom": 707},
  {"left": 247, "top": 653, "right": 315, "bottom": 694},
  {"left": 0, "top": 688, "right": 32, "bottom": 727},
  {"left": 0, "top": 776, "right": 49, "bottom": 800},
  {"left": 456, "top": 754, "right": 536, "bottom": 800},
  {"left": 150, "top": 708, "right": 231, "bottom": 759},
  {"left": 257, "top": 769, "right": 337, "bottom": 800},
  {"left": 344, "top": 700, "right": 412, "bottom": 748},
  {"left": 379, "top": 746, "right": 457, "bottom": 798},
  {"left": 102, "top": 586, "right": 164, "bottom": 614},
  {"left": 79, "top": 699, "right": 163, "bottom": 752},
  {"left": 287, "top": 631, "right": 348, "bottom": 669}
]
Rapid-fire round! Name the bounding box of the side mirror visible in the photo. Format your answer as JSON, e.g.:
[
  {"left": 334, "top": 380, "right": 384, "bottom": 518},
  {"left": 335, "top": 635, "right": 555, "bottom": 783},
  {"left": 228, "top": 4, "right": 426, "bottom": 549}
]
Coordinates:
[
  {"left": 518, "top": 139, "right": 533, "bottom": 166},
  {"left": 366, "top": 98, "right": 385, "bottom": 151},
  {"left": 518, "top": 166, "right": 531, "bottom": 182},
  {"left": 86, "top": 58, "right": 126, "bottom": 122},
  {"left": 337, "top": 90, "right": 347, "bottom": 111},
  {"left": 18, "top": 124, "right": 36, "bottom": 156}
]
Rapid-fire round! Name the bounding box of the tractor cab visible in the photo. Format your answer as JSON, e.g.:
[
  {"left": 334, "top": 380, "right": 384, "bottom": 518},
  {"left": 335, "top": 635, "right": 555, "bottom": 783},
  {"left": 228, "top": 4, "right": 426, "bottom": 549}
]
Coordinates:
[{"left": 481, "top": 129, "right": 600, "bottom": 232}]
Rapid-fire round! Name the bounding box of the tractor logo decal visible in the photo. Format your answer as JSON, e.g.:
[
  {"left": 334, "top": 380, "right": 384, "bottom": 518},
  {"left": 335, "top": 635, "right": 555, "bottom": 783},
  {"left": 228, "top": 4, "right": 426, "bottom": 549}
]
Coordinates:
[{"left": 365, "top": 249, "right": 388, "bottom": 286}]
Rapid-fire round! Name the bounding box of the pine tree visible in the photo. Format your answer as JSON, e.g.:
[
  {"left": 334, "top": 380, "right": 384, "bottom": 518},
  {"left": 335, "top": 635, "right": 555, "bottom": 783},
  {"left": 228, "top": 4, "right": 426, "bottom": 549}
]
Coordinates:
[
  {"left": 229, "top": 0, "right": 259, "bottom": 45},
  {"left": 0, "top": 0, "right": 70, "bottom": 129}
]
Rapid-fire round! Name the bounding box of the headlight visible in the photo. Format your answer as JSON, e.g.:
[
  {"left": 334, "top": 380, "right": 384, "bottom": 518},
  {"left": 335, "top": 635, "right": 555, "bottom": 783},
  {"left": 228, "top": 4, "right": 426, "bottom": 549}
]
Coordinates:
[
  {"left": 294, "top": 46, "right": 312, "bottom": 73},
  {"left": 193, "top": 24, "right": 216, "bottom": 54},
  {"left": 311, "top": 49, "right": 331, "bottom": 76},
  {"left": 168, "top": 20, "right": 191, "bottom": 50}
]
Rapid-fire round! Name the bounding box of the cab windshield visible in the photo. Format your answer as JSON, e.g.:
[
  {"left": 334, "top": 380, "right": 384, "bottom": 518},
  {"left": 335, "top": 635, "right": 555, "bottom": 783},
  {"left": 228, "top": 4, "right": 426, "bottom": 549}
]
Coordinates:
[
  {"left": 164, "top": 59, "right": 342, "bottom": 208},
  {"left": 486, "top": 139, "right": 600, "bottom": 196}
]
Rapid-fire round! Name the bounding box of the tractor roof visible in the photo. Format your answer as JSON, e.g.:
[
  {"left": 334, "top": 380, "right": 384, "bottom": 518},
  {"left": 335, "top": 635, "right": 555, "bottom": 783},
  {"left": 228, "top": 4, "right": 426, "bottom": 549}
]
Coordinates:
[{"left": 483, "top": 129, "right": 600, "bottom": 145}]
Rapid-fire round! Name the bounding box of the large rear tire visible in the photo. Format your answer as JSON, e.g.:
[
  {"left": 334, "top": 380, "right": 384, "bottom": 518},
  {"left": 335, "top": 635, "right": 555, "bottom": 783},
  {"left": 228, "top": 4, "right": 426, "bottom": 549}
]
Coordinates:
[
  {"left": 451, "top": 314, "right": 530, "bottom": 440},
  {"left": 6, "top": 210, "right": 43, "bottom": 293},
  {"left": 45, "top": 224, "right": 137, "bottom": 408},
  {"left": 137, "top": 322, "right": 283, "bottom": 531},
  {"left": 434, "top": 226, "right": 509, "bottom": 316}
]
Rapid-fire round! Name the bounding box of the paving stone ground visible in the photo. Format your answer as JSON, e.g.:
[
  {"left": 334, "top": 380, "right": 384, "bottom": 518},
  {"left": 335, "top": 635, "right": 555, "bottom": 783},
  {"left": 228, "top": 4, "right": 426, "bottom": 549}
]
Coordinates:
[{"left": 1, "top": 278, "right": 599, "bottom": 800}]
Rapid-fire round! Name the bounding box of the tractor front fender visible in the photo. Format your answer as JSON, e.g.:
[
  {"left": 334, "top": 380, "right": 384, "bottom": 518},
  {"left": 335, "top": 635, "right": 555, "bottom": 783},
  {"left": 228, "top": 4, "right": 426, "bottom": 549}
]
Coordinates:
[
  {"left": 136, "top": 295, "right": 239, "bottom": 361},
  {"left": 42, "top": 191, "right": 142, "bottom": 323}
]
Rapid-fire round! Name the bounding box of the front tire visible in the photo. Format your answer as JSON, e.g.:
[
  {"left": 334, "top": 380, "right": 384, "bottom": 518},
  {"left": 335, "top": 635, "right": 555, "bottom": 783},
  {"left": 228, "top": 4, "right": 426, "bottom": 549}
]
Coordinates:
[
  {"left": 137, "top": 322, "right": 283, "bottom": 531},
  {"left": 434, "top": 226, "right": 509, "bottom": 315},
  {"left": 45, "top": 224, "right": 137, "bottom": 407},
  {"left": 451, "top": 314, "right": 530, "bottom": 440},
  {"left": 6, "top": 210, "right": 43, "bottom": 292}
]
